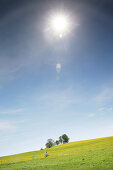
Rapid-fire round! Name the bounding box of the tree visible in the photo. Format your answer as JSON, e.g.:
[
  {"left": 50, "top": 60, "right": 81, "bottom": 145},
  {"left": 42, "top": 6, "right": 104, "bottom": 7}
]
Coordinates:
[
  {"left": 62, "top": 134, "right": 69, "bottom": 143},
  {"left": 59, "top": 136, "right": 63, "bottom": 144},
  {"left": 46, "top": 142, "right": 52, "bottom": 148},
  {"left": 45, "top": 139, "right": 54, "bottom": 148},
  {"left": 56, "top": 140, "right": 59, "bottom": 145}
]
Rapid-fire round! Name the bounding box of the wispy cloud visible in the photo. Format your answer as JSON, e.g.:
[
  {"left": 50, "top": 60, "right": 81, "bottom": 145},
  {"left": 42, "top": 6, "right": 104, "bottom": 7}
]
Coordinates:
[
  {"left": 98, "top": 107, "right": 105, "bottom": 111},
  {"left": 98, "top": 106, "right": 113, "bottom": 112},
  {"left": 0, "top": 108, "right": 24, "bottom": 114},
  {"left": 0, "top": 120, "right": 17, "bottom": 131},
  {"left": 0, "top": 135, "right": 11, "bottom": 142},
  {"left": 94, "top": 87, "right": 113, "bottom": 105},
  {"left": 39, "top": 88, "right": 82, "bottom": 112},
  {"left": 0, "top": 118, "right": 26, "bottom": 132},
  {"left": 88, "top": 113, "right": 96, "bottom": 118}
]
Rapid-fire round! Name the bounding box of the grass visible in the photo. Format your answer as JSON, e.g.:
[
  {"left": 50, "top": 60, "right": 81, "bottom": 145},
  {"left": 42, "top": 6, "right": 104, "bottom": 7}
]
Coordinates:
[{"left": 0, "top": 136, "right": 113, "bottom": 169}]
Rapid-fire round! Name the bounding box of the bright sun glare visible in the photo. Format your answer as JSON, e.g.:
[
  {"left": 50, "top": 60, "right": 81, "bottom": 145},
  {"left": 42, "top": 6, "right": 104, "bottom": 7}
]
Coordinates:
[{"left": 51, "top": 14, "right": 69, "bottom": 37}]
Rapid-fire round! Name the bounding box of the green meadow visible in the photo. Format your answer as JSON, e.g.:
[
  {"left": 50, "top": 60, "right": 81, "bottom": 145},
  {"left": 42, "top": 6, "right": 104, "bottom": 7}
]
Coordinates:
[{"left": 0, "top": 136, "right": 113, "bottom": 170}]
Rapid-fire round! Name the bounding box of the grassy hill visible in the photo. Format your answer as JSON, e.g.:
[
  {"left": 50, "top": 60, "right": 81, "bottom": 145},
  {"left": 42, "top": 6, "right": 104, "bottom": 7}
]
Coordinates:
[{"left": 0, "top": 136, "right": 113, "bottom": 170}]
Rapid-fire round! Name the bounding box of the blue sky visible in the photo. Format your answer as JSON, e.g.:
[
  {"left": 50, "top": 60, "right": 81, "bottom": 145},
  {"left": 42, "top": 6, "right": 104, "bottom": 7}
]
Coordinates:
[{"left": 0, "top": 0, "right": 113, "bottom": 156}]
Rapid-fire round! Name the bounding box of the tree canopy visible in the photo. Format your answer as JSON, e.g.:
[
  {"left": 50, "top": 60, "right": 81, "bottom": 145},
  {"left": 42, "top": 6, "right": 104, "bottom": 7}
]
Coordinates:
[
  {"left": 45, "top": 139, "right": 54, "bottom": 148},
  {"left": 45, "top": 134, "right": 69, "bottom": 148},
  {"left": 62, "top": 134, "right": 69, "bottom": 143}
]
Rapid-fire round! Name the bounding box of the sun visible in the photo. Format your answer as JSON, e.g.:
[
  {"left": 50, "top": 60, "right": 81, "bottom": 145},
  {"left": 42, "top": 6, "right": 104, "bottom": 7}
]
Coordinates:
[
  {"left": 50, "top": 14, "right": 69, "bottom": 37},
  {"left": 52, "top": 15, "right": 68, "bottom": 32}
]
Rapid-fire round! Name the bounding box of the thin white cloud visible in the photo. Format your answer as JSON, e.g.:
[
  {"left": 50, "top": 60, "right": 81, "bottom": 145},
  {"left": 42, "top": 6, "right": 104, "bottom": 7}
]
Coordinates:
[
  {"left": 0, "top": 121, "right": 17, "bottom": 131},
  {"left": 39, "top": 88, "right": 82, "bottom": 111},
  {"left": 94, "top": 87, "right": 113, "bottom": 105},
  {"left": 0, "top": 136, "right": 11, "bottom": 142},
  {"left": 0, "top": 119, "right": 25, "bottom": 132},
  {"left": 98, "top": 107, "right": 105, "bottom": 111},
  {"left": 88, "top": 113, "right": 96, "bottom": 118},
  {"left": 108, "top": 107, "right": 113, "bottom": 111},
  {"left": 98, "top": 106, "right": 113, "bottom": 112},
  {"left": 0, "top": 108, "right": 24, "bottom": 114}
]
